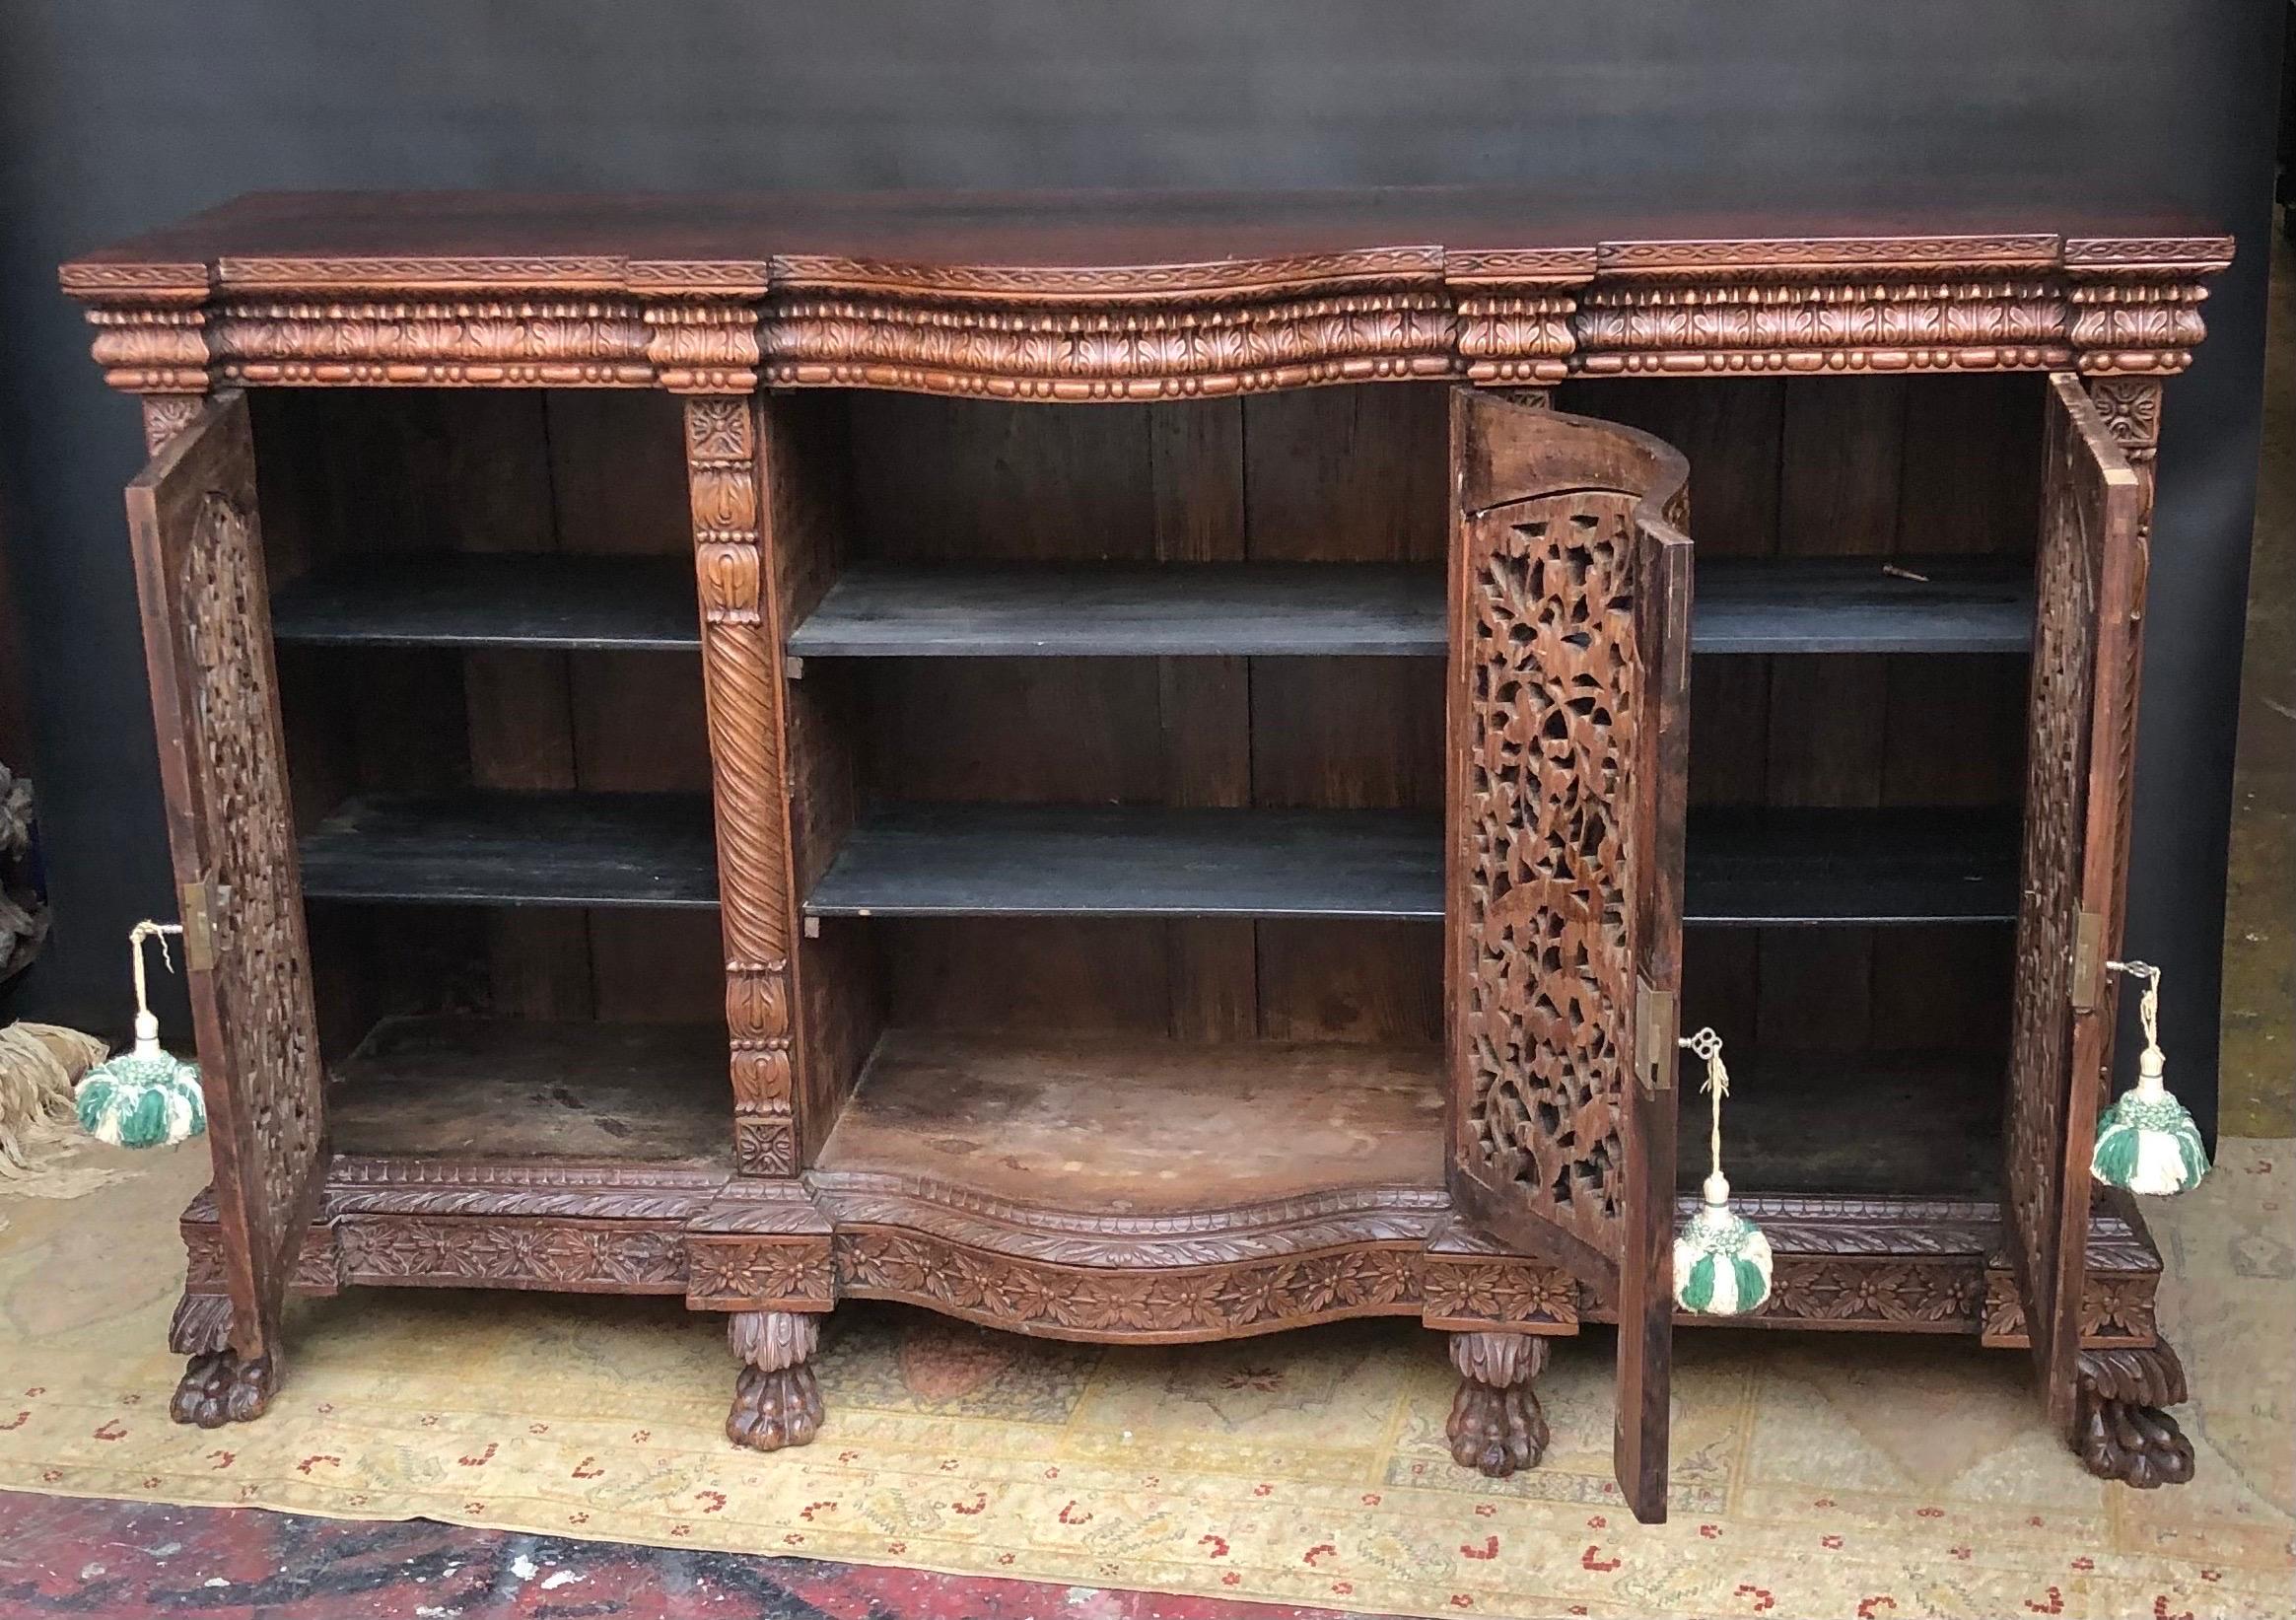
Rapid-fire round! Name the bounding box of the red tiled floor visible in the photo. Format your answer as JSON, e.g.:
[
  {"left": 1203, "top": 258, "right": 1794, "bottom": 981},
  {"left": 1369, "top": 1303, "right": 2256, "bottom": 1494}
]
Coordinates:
[{"left": 0, "top": 1489, "right": 1363, "bottom": 1619}]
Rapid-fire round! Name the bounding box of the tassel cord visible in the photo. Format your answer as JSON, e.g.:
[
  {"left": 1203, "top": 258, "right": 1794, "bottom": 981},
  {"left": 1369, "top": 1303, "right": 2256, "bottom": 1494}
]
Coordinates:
[
  {"left": 129, "top": 920, "right": 181, "bottom": 1030},
  {"left": 1680, "top": 1026, "right": 1728, "bottom": 1186},
  {"left": 2107, "top": 958, "right": 2160, "bottom": 1051}
]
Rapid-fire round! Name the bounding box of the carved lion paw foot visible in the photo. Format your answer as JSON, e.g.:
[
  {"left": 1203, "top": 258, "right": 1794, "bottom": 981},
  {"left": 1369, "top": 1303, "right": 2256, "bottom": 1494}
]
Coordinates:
[
  {"left": 728, "top": 1363, "right": 822, "bottom": 1451},
  {"left": 2074, "top": 1343, "right": 2195, "bottom": 1489},
  {"left": 2077, "top": 1395, "right": 2195, "bottom": 1489},
  {"left": 1447, "top": 1379, "right": 1549, "bottom": 1478},
  {"left": 169, "top": 1351, "right": 275, "bottom": 1428}
]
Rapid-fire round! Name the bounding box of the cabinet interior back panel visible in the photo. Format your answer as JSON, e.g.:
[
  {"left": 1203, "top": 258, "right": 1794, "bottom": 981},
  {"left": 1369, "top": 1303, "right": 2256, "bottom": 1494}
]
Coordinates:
[{"left": 251, "top": 390, "right": 719, "bottom": 1047}]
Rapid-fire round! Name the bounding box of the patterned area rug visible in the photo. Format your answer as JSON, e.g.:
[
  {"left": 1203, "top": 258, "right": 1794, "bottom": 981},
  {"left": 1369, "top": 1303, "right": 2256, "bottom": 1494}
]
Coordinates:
[{"left": 1, "top": 1139, "right": 2287, "bottom": 1620}]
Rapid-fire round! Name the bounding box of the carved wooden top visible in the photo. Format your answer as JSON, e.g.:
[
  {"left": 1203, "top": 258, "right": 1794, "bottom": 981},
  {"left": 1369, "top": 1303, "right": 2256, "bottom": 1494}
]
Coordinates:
[{"left": 62, "top": 188, "right": 2232, "bottom": 396}]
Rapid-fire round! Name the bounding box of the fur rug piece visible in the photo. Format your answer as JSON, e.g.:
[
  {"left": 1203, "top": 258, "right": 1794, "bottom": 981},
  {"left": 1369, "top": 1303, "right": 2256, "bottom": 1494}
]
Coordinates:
[{"left": 0, "top": 1021, "right": 108, "bottom": 1175}]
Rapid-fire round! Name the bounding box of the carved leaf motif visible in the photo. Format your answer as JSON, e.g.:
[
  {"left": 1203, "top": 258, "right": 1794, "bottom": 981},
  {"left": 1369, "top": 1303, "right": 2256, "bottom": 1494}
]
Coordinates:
[
  {"left": 1459, "top": 501, "right": 1636, "bottom": 1259},
  {"left": 2001, "top": 389, "right": 2108, "bottom": 1377},
  {"left": 179, "top": 490, "right": 325, "bottom": 1290},
  {"left": 834, "top": 1233, "right": 1438, "bottom": 1336}
]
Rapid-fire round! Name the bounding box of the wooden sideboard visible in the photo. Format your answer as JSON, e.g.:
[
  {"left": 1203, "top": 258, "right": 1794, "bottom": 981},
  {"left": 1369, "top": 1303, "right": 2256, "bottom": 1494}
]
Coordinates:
[{"left": 63, "top": 189, "right": 2230, "bottom": 1523}]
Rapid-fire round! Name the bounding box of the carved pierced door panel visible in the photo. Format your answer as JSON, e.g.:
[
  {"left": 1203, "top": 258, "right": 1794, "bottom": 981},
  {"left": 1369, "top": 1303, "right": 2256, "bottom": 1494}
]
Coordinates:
[
  {"left": 125, "top": 392, "right": 328, "bottom": 1374},
  {"left": 2002, "top": 375, "right": 2147, "bottom": 1433},
  {"left": 1445, "top": 388, "right": 1693, "bottom": 1523}
]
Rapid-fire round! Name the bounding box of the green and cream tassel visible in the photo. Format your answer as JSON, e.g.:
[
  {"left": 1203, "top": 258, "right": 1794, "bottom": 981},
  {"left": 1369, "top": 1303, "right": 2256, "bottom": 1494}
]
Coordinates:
[
  {"left": 75, "top": 921, "right": 204, "bottom": 1149},
  {"left": 2090, "top": 960, "right": 2207, "bottom": 1195},
  {"left": 1673, "top": 1026, "right": 1773, "bottom": 1316}
]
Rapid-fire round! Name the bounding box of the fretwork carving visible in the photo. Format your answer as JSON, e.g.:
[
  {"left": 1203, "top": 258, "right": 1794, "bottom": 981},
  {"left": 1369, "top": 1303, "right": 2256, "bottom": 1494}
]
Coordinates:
[{"left": 1457, "top": 495, "right": 1640, "bottom": 1261}]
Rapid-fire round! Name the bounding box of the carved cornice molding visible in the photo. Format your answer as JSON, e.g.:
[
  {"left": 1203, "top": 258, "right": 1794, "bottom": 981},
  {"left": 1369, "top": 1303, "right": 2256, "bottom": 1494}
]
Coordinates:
[
  {"left": 69, "top": 232, "right": 2229, "bottom": 397},
  {"left": 761, "top": 285, "right": 1459, "bottom": 399},
  {"left": 1565, "top": 276, "right": 2074, "bottom": 376}
]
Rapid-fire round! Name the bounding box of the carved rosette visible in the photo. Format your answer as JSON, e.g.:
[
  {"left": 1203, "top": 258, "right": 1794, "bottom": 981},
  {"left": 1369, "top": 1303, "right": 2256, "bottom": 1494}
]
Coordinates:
[
  {"left": 1983, "top": 1262, "right": 2159, "bottom": 1348},
  {"left": 140, "top": 395, "right": 206, "bottom": 456},
  {"left": 1422, "top": 1255, "right": 1579, "bottom": 1331},
  {"left": 685, "top": 396, "right": 801, "bottom": 1176},
  {"left": 335, "top": 1215, "right": 688, "bottom": 1291},
  {"left": 686, "top": 1234, "right": 835, "bottom": 1311}
]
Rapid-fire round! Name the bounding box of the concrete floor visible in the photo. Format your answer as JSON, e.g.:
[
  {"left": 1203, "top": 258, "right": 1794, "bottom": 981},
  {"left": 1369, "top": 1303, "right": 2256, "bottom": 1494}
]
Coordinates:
[{"left": 2222, "top": 220, "right": 2295, "bottom": 1135}]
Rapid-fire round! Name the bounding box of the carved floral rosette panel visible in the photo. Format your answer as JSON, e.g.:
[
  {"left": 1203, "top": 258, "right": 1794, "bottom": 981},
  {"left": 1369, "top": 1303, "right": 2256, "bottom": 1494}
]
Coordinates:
[{"left": 1456, "top": 491, "right": 1642, "bottom": 1271}]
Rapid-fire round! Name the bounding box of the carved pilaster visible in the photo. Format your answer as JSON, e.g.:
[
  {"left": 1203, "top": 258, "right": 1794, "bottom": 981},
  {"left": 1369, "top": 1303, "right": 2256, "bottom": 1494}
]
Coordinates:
[
  {"left": 686, "top": 395, "right": 800, "bottom": 1176},
  {"left": 2084, "top": 374, "right": 2162, "bottom": 1117}
]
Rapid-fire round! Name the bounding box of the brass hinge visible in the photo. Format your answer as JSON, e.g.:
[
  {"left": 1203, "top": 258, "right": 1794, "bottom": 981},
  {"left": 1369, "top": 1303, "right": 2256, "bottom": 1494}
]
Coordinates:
[
  {"left": 178, "top": 879, "right": 217, "bottom": 972},
  {"left": 2070, "top": 908, "right": 2105, "bottom": 1012},
  {"left": 1635, "top": 981, "right": 1678, "bottom": 1096}
]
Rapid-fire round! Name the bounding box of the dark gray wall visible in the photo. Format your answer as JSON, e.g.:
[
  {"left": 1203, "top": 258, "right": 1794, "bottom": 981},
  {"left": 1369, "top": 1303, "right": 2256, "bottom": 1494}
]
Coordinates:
[{"left": 0, "top": 1, "right": 2281, "bottom": 1131}]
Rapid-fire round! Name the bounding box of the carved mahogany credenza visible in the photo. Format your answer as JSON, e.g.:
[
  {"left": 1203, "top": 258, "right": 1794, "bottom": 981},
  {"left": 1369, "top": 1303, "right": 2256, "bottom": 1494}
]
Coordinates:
[{"left": 63, "top": 190, "right": 2229, "bottom": 1521}]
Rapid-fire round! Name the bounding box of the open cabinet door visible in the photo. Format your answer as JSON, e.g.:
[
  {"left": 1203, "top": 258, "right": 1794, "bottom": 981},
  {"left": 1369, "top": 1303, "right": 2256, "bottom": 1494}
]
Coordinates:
[
  {"left": 2002, "top": 374, "right": 2148, "bottom": 1434},
  {"left": 126, "top": 392, "right": 328, "bottom": 1404},
  {"left": 1445, "top": 388, "right": 1693, "bottom": 1524}
]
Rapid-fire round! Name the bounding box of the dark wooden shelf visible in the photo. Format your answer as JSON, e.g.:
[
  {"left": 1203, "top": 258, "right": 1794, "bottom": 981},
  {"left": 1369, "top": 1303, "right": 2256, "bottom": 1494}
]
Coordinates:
[
  {"left": 806, "top": 805, "right": 1435, "bottom": 921},
  {"left": 803, "top": 803, "right": 2019, "bottom": 926},
  {"left": 299, "top": 791, "right": 719, "bottom": 909},
  {"left": 814, "top": 1028, "right": 1445, "bottom": 1214},
  {"left": 1675, "top": 1049, "right": 2001, "bottom": 1198},
  {"left": 266, "top": 554, "right": 2029, "bottom": 660},
  {"left": 271, "top": 554, "right": 699, "bottom": 651},
  {"left": 296, "top": 794, "right": 2012, "bottom": 924},
  {"left": 1693, "top": 558, "right": 2032, "bottom": 655},
  {"left": 785, "top": 557, "right": 2031, "bottom": 661},
  {"left": 788, "top": 563, "right": 1440, "bottom": 659},
  {"left": 329, "top": 1015, "right": 732, "bottom": 1165}
]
